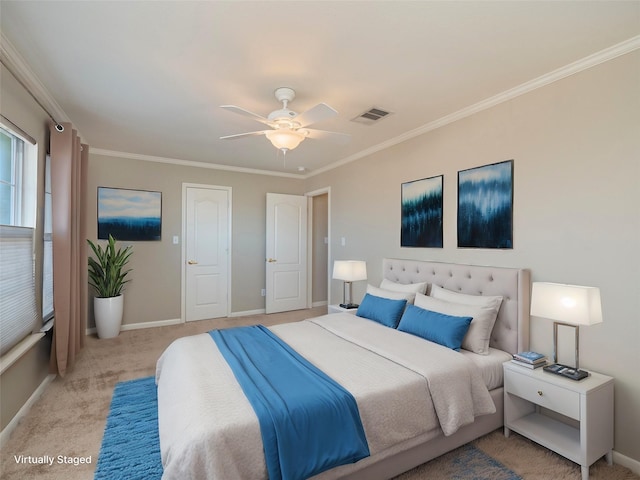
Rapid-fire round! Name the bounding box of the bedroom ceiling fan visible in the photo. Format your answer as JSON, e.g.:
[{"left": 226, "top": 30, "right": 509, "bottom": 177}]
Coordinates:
[{"left": 219, "top": 87, "right": 350, "bottom": 154}]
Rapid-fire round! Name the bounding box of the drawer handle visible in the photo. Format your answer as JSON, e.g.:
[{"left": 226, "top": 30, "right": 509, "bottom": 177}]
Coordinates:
[{"left": 537, "top": 390, "right": 543, "bottom": 396}]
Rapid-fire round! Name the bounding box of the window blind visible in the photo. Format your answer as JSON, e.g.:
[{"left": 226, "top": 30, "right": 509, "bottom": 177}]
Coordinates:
[{"left": 0, "top": 225, "right": 39, "bottom": 356}]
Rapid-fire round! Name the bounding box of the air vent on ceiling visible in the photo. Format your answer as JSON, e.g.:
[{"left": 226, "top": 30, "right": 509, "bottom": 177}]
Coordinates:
[{"left": 351, "top": 107, "right": 393, "bottom": 125}]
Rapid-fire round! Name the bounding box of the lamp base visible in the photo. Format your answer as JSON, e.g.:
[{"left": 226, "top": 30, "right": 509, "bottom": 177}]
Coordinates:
[
  {"left": 543, "top": 363, "right": 589, "bottom": 381},
  {"left": 339, "top": 303, "right": 359, "bottom": 310}
]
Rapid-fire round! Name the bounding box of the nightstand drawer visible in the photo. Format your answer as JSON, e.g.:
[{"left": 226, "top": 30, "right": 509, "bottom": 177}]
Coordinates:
[{"left": 506, "top": 369, "right": 580, "bottom": 420}]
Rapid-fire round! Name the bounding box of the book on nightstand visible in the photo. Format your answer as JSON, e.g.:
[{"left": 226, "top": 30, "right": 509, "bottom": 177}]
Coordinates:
[
  {"left": 511, "top": 358, "right": 547, "bottom": 369},
  {"left": 511, "top": 352, "right": 548, "bottom": 369}
]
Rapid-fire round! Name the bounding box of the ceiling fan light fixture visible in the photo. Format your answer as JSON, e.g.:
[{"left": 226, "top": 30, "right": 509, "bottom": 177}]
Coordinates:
[
  {"left": 220, "top": 87, "right": 349, "bottom": 154},
  {"left": 265, "top": 128, "right": 305, "bottom": 151}
]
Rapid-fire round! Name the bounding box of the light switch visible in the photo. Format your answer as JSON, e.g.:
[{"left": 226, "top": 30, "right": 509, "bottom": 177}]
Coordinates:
[{"left": 172, "top": 235, "right": 179, "bottom": 245}]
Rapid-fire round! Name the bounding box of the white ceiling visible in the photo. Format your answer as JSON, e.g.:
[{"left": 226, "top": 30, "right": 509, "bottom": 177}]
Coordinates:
[{"left": 2, "top": 1, "right": 639, "bottom": 177}]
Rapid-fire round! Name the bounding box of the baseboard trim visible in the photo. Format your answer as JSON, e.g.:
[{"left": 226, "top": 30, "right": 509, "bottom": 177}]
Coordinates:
[
  {"left": 229, "top": 309, "right": 265, "bottom": 317},
  {"left": 0, "top": 373, "right": 56, "bottom": 448},
  {"left": 613, "top": 450, "right": 640, "bottom": 475},
  {"left": 120, "top": 318, "right": 182, "bottom": 331},
  {"left": 85, "top": 318, "right": 182, "bottom": 336},
  {"left": 312, "top": 301, "right": 328, "bottom": 308}
]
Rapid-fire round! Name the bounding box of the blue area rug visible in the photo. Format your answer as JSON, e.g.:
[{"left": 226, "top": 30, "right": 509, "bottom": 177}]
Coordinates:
[
  {"left": 94, "top": 376, "right": 163, "bottom": 480},
  {"left": 445, "top": 443, "right": 522, "bottom": 479},
  {"left": 95, "top": 376, "right": 521, "bottom": 480}
]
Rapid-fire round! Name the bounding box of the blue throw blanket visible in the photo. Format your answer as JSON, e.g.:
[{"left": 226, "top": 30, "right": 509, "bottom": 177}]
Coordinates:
[{"left": 210, "top": 325, "right": 370, "bottom": 480}]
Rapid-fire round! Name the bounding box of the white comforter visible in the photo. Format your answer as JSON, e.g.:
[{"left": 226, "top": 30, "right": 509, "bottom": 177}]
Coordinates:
[{"left": 155, "top": 313, "right": 495, "bottom": 480}]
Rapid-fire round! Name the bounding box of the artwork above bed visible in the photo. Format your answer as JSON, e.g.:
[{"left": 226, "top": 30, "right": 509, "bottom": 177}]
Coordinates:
[
  {"left": 400, "top": 160, "right": 514, "bottom": 250},
  {"left": 457, "top": 160, "right": 514, "bottom": 249},
  {"left": 401, "top": 175, "right": 443, "bottom": 248}
]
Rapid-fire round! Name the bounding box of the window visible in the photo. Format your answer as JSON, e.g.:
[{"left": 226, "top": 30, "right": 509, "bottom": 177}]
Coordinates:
[
  {"left": 0, "top": 127, "right": 25, "bottom": 225},
  {"left": 0, "top": 126, "right": 36, "bottom": 228},
  {"left": 0, "top": 124, "right": 39, "bottom": 356}
]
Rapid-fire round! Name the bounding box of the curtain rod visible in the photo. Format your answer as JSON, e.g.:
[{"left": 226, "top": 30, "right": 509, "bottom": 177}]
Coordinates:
[{"left": 0, "top": 57, "right": 65, "bottom": 132}]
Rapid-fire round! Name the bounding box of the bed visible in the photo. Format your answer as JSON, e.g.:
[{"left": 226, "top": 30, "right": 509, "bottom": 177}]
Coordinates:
[{"left": 155, "top": 259, "right": 530, "bottom": 479}]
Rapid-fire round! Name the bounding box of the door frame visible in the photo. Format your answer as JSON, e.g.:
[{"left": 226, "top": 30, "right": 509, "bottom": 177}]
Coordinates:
[
  {"left": 305, "top": 186, "right": 331, "bottom": 309},
  {"left": 181, "top": 183, "right": 232, "bottom": 322}
]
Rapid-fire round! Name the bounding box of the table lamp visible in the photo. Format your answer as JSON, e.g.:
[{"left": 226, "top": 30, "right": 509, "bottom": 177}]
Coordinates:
[
  {"left": 332, "top": 260, "right": 367, "bottom": 309},
  {"left": 530, "top": 282, "right": 602, "bottom": 380}
]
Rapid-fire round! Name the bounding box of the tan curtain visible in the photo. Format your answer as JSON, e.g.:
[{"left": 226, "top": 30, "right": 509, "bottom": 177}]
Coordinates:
[{"left": 49, "top": 122, "right": 88, "bottom": 376}]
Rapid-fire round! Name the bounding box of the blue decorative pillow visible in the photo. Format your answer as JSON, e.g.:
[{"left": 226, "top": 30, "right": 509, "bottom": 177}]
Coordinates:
[
  {"left": 356, "top": 293, "right": 407, "bottom": 328},
  {"left": 397, "top": 305, "right": 472, "bottom": 351}
]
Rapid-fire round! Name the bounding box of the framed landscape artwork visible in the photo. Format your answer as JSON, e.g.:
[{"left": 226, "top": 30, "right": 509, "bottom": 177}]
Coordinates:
[
  {"left": 401, "top": 175, "right": 443, "bottom": 248},
  {"left": 97, "top": 187, "right": 162, "bottom": 241},
  {"left": 457, "top": 160, "right": 513, "bottom": 249}
]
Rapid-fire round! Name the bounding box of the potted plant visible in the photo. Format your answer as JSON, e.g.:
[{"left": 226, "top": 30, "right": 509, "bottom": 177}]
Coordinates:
[{"left": 87, "top": 234, "right": 133, "bottom": 338}]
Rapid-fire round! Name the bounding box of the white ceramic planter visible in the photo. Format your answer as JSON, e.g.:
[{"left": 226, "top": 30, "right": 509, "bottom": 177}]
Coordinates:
[{"left": 94, "top": 295, "right": 124, "bottom": 339}]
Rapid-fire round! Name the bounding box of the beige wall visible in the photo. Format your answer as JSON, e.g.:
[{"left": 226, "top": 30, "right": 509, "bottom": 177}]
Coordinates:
[
  {"left": 311, "top": 193, "right": 329, "bottom": 304},
  {"left": 0, "top": 65, "right": 52, "bottom": 431},
  {"left": 307, "top": 51, "right": 640, "bottom": 463},
  {"left": 86, "top": 155, "right": 306, "bottom": 325}
]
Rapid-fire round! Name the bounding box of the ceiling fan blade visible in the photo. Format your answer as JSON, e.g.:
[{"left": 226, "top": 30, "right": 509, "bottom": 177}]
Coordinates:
[
  {"left": 303, "top": 128, "right": 351, "bottom": 144},
  {"left": 294, "top": 103, "right": 338, "bottom": 127},
  {"left": 219, "top": 130, "right": 269, "bottom": 140},
  {"left": 220, "top": 105, "right": 272, "bottom": 126}
]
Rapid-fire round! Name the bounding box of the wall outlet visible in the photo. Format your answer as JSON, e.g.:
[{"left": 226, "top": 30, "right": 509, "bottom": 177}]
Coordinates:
[{"left": 261, "top": 289, "right": 266, "bottom": 297}]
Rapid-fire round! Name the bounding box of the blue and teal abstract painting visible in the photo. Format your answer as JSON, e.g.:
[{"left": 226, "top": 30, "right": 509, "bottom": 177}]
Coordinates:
[
  {"left": 401, "top": 175, "right": 443, "bottom": 248},
  {"left": 98, "top": 187, "right": 161, "bottom": 241},
  {"left": 457, "top": 160, "right": 513, "bottom": 248}
]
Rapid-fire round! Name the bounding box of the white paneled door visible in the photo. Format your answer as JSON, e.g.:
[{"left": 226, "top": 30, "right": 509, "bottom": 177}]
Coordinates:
[
  {"left": 265, "top": 193, "right": 308, "bottom": 314},
  {"left": 185, "top": 186, "right": 230, "bottom": 321}
]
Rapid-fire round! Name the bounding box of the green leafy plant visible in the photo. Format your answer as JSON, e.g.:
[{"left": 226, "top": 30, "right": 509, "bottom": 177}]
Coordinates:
[{"left": 87, "top": 234, "right": 133, "bottom": 298}]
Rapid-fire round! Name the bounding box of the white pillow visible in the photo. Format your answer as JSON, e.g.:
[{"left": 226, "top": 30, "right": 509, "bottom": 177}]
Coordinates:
[
  {"left": 415, "top": 293, "right": 499, "bottom": 355},
  {"left": 380, "top": 278, "right": 428, "bottom": 295},
  {"left": 430, "top": 284, "right": 503, "bottom": 311},
  {"left": 366, "top": 284, "right": 416, "bottom": 304}
]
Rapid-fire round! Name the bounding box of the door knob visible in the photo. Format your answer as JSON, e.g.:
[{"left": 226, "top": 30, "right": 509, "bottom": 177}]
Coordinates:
[
  {"left": 267, "top": 258, "right": 277, "bottom": 263},
  {"left": 188, "top": 260, "right": 198, "bottom": 265}
]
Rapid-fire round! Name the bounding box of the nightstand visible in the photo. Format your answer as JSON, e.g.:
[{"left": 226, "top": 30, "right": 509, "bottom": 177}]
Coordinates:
[
  {"left": 503, "top": 362, "right": 614, "bottom": 480},
  {"left": 327, "top": 304, "right": 358, "bottom": 315}
]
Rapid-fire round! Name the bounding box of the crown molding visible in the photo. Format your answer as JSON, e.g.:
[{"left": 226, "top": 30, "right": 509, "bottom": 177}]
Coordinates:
[
  {"left": 90, "top": 148, "right": 305, "bottom": 179},
  {"left": 308, "top": 34, "right": 640, "bottom": 178}
]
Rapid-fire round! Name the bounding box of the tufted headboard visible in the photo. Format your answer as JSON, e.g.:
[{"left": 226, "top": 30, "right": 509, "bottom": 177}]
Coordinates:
[{"left": 382, "top": 258, "right": 530, "bottom": 355}]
